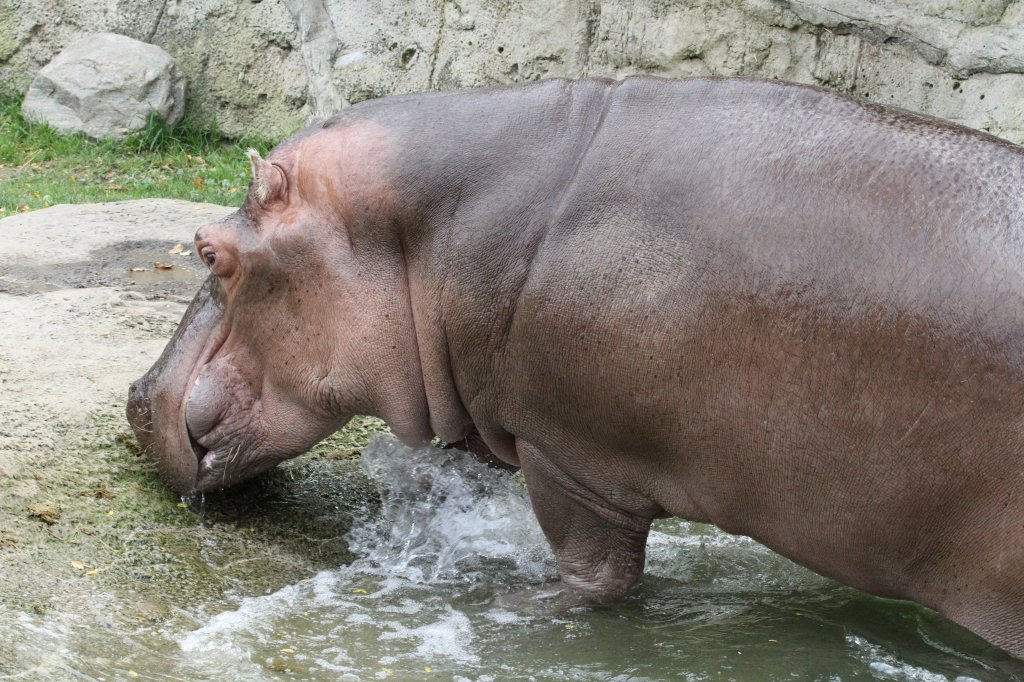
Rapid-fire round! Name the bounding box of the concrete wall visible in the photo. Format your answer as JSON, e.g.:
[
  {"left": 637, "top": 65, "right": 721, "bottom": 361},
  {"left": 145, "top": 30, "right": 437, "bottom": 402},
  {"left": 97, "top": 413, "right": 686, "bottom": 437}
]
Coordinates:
[{"left": 3, "top": 0, "right": 1024, "bottom": 142}]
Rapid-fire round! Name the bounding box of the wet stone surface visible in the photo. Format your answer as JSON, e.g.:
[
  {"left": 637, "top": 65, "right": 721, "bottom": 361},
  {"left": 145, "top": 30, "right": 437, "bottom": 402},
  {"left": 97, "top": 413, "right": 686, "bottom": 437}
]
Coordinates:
[{"left": 0, "top": 239, "right": 206, "bottom": 297}]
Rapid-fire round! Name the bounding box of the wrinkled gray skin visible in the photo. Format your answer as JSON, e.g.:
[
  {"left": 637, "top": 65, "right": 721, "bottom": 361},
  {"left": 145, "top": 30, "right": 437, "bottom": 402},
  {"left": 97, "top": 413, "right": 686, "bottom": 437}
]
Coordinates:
[{"left": 128, "top": 77, "right": 1024, "bottom": 656}]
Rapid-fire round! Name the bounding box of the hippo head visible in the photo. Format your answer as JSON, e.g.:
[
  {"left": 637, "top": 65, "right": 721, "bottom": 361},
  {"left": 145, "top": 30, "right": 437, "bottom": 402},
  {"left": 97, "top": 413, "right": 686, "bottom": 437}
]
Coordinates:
[{"left": 128, "top": 131, "right": 431, "bottom": 493}]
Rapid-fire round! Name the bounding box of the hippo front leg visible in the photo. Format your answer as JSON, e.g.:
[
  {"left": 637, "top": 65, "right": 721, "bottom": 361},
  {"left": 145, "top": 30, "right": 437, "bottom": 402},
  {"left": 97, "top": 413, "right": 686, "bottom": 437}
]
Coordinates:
[{"left": 517, "top": 440, "right": 652, "bottom": 599}]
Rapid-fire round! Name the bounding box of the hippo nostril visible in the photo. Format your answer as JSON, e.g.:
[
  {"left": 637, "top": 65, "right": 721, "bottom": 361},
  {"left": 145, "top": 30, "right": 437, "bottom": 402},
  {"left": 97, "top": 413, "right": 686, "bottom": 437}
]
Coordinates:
[
  {"left": 128, "top": 378, "right": 148, "bottom": 405},
  {"left": 127, "top": 379, "right": 147, "bottom": 418},
  {"left": 126, "top": 379, "right": 154, "bottom": 450}
]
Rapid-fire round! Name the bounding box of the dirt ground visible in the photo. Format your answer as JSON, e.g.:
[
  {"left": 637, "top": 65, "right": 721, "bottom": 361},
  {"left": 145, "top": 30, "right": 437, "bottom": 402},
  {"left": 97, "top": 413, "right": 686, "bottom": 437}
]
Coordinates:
[{"left": 0, "top": 200, "right": 381, "bottom": 676}]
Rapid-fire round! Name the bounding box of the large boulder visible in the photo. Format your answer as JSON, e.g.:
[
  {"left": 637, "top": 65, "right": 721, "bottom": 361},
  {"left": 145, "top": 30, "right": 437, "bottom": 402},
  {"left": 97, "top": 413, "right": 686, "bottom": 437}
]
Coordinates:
[{"left": 21, "top": 32, "right": 184, "bottom": 139}]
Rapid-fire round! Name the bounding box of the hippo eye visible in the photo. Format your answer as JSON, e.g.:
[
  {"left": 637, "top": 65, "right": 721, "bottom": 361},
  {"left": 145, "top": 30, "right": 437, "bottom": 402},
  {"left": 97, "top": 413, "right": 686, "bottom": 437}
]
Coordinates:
[{"left": 204, "top": 252, "right": 216, "bottom": 266}]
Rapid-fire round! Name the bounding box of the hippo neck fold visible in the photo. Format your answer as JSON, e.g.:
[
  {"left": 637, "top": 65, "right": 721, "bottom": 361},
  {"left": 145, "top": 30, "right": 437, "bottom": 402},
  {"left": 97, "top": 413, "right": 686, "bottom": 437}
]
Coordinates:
[{"left": 346, "top": 79, "right": 618, "bottom": 444}]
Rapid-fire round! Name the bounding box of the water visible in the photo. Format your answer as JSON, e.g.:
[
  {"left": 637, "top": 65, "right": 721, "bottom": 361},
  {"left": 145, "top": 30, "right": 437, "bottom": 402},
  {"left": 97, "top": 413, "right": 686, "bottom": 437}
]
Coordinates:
[{"left": 7, "top": 436, "right": 1022, "bottom": 680}]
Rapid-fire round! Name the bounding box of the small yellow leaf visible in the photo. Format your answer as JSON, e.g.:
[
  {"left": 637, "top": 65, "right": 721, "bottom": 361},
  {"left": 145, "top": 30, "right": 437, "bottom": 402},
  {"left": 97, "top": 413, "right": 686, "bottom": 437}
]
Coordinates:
[
  {"left": 107, "top": 510, "right": 113, "bottom": 516},
  {"left": 33, "top": 193, "right": 41, "bottom": 199},
  {"left": 424, "top": 666, "right": 432, "bottom": 672},
  {"left": 70, "top": 560, "right": 86, "bottom": 570},
  {"left": 128, "top": 671, "right": 139, "bottom": 678},
  {"left": 352, "top": 588, "right": 368, "bottom": 594},
  {"left": 176, "top": 502, "right": 189, "bottom": 508},
  {"left": 193, "top": 177, "right": 204, "bottom": 190},
  {"left": 280, "top": 648, "right": 295, "bottom": 654},
  {"left": 85, "top": 569, "right": 98, "bottom": 575}
]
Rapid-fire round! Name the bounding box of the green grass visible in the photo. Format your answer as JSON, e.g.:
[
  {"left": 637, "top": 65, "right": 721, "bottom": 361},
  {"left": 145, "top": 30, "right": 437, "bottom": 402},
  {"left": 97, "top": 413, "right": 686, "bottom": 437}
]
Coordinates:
[{"left": 0, "top": 95, "right": 279, "bottom": 214}]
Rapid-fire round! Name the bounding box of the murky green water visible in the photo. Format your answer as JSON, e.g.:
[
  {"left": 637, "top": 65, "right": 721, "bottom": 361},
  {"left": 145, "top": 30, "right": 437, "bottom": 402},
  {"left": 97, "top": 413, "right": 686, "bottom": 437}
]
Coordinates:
[{"left": 7, "top": 437, "right": 1023, "bottom": 681}]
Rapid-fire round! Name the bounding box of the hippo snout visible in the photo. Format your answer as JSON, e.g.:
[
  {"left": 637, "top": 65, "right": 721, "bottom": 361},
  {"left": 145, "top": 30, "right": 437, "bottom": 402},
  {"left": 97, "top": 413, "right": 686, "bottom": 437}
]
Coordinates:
[
  {"left": 124, "top": 276, "right": 228, "bottom": 493},
  {"left": 126, "top": 367, "right": 203, "bottom": 493}
]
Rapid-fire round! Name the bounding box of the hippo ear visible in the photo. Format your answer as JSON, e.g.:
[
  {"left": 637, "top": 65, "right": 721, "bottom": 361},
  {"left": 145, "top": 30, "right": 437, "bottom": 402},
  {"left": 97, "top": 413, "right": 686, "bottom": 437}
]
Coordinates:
[{"left": 246, "top": 148, "right": 287, "bottom": 206}]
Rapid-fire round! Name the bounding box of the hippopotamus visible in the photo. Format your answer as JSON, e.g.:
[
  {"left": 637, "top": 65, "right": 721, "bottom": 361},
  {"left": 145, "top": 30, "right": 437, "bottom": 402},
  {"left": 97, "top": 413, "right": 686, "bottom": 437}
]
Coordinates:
[{"left": 127, "top": 76, "right": 1024, "bottom": 656}]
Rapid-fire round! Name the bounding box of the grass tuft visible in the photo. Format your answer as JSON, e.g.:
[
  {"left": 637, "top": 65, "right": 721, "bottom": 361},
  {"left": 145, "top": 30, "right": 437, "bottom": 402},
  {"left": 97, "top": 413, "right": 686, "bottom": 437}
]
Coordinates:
[
  {"left": 129, "top": 108, "right": 227, "bottom": 155},
  {"left": 0, "top": 93, "right": 280, "bottom": 214}
]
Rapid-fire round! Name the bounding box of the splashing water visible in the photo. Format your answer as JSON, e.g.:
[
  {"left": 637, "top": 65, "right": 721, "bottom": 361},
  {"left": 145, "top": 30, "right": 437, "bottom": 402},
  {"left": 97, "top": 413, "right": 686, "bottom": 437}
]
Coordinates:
[
  {"left": 173, "top": 436, "right": 1021, "bottom": 681},
  {"left": 349, "top": 435, "right": 554, "bottom": 584},
  {"left": 8, "top": 435, "right": 1022, "bottom": 680},
  {"left": 177, "top": 436, "right": 558, "bottom": 679}
]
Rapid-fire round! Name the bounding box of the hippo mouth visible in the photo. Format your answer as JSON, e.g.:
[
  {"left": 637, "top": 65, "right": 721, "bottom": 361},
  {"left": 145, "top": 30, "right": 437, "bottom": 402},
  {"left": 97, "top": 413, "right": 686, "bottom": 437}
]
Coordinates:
[
  {"left": 188, "top": 429, "right": 210, "bottom": 466},
  {"left": 186, "top": 423, "right": 234, "bottom": 490},
  {"left": 185, "top": 411, "right": 262, "bottom": 491}
]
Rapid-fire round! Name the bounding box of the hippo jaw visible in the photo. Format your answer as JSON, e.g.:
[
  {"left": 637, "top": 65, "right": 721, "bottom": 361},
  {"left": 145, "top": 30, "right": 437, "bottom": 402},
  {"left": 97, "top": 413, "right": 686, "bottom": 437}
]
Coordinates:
[
  {"left": 127, "top": 378, "right": 199, "bottom": 494},
  {"left": 184, "top": 353, "right": 350, "bottom": 492},
  {"left": 183, "top": 353, "right": 262, "bottom": 491},
  {"left": 126, "top": 296, "right": 203, "bottom": 494}
]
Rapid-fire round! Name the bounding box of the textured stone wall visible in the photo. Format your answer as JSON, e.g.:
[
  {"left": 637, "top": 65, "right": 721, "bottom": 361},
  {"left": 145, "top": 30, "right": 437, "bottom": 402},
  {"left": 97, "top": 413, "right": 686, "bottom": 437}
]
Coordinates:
[{"left": 2, "top": 0, "right": 1023, "bottom": 142}]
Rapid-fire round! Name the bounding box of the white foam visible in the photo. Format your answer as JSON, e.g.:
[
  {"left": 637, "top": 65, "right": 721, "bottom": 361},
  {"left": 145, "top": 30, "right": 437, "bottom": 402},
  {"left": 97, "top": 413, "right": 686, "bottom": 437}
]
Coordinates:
[
  {"left": 483, "top": 608, "right": 526, "bottom": 625},
  {"left": 847, "top": 635, "right": 975, "bottom": 681},
  {"left": 179, "top": 579, "right": 306, "bottom": 655},
  {"left": 379, "top": 598, "right": 425, "bottom": 615},
  {"left": 379, "top": 606, "right": 479, "bottom": 664}
]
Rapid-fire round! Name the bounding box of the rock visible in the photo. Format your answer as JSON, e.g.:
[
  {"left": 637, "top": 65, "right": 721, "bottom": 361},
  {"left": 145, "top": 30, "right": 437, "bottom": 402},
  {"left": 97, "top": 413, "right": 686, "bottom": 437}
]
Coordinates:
[
  {"left": 2, "top": 2, "right": 1024, "bottom": 143},
  {"left": 21, "top": 33, "right": 185, "bottom": 139}
]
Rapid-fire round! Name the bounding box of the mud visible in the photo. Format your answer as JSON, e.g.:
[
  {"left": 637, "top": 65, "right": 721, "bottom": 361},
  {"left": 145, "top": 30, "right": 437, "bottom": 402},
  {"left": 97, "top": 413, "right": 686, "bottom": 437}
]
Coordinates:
[
  {"left": 0, "top": 239, "right": 206, "bottom": 297},
  {"left": 0, "top": 200, "right": 387, "bottom": 677}
]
